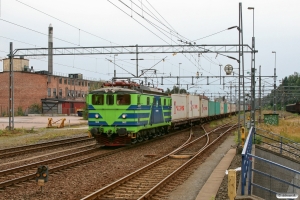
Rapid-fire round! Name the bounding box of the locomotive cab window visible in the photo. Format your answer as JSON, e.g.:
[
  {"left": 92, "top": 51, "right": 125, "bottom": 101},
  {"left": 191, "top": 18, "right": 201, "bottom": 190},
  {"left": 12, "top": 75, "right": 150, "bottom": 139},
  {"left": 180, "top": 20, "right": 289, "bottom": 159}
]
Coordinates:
[
  {"left": 106, "top": 95, "right": 114, "bottom": 105},
  {"left": 92, "top": 95, "right": 104, "bottom": 105},
  {"left": 117, "top": 94, "right": 130, "bottom": 105}
]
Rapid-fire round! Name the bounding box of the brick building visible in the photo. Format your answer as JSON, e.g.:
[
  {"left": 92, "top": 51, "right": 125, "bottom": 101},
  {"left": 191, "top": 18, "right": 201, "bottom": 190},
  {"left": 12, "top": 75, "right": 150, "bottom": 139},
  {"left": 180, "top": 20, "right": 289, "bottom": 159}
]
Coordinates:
[{"left": 0, "top": 58, "right": 102, "bottom": 115}]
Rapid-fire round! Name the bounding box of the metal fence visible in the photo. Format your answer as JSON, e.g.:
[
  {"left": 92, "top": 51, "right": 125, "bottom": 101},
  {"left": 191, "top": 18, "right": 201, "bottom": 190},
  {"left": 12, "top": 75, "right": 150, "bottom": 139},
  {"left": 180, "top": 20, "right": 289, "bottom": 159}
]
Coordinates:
[
  {"left": 241, "top": 126, "right": 254, "bottom": 195},
  {"left": 241, "top": 127, "right": 300, "bottom": 199},
  {"left": 250, "top": 154, "right": 300, "bottom": 199},
  {"left": 256, "top": 128, "right": 300, "bottom": 159}
]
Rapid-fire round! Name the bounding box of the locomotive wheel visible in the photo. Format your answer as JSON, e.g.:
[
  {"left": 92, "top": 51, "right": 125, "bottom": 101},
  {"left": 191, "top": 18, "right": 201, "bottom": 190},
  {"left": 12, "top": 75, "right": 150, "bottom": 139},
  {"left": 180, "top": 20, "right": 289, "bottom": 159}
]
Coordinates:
[
  {"left": 131, "top": 138, "right": 137, "bottom": 144},
  {"left": 143, "top": 132, "right": 149, "bottom": 141},
  {"left": 152, "top": 132, "right": 157, "bottom": 138},
  {"left": 160, "top": 127, "right": 165, "bottom": 136},
  {"left": 156, "top": 129, "right": 161, "bottom": 137},
  {"left": 137, "top": 132, "right": 143, "bottom": 143}
]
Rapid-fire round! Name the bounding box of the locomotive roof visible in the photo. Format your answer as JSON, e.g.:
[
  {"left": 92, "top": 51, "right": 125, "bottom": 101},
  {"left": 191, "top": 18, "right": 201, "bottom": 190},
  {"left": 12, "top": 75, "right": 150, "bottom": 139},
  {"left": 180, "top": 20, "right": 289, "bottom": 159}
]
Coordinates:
[
  {"left": 90, "top": 87, "right": 140, "bottom": 94},
  {"left": 90, "top": 87, "right": 169, "bottom": 96}
]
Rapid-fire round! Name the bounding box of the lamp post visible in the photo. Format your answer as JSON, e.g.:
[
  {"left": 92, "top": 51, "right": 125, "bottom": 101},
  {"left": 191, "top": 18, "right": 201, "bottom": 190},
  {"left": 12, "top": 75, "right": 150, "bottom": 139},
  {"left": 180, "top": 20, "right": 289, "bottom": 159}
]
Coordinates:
[
  {"left": 178, "top": 63, "right": 182, "bottom": 94},
  {"left": 272, "top": 51, "right": 276, "bottom": 113},
  {"left": 114, "top": 54, "right": 118, "bottom": 78},
  {"left": 248, "top": 6, "right": 255, "bottom": 128}
]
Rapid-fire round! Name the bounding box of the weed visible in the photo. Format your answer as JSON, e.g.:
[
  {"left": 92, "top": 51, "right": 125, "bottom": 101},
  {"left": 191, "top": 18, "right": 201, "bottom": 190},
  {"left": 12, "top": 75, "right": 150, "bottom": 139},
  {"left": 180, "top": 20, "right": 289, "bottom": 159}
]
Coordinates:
[{"left": 253, "top": 135, "right": 262, "bottom": 145}]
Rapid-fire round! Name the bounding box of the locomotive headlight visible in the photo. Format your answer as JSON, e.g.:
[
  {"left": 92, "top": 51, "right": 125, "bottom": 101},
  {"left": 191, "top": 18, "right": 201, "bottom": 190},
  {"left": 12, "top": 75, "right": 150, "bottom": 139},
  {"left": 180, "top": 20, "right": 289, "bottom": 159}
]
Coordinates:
[
  {"left": 95, "top": 114, "right": 99, "bottom": 119},
  {"left": 122, "top": 114, "right": 127, "bottom": 119}
]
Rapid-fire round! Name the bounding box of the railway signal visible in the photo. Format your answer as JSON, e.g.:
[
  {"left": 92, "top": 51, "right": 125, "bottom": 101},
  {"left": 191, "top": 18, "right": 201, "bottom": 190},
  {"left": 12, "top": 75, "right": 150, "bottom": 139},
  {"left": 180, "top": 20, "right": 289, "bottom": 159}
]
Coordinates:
[{"left": 36, "top": 165, "right": 49, "bottom": 190}]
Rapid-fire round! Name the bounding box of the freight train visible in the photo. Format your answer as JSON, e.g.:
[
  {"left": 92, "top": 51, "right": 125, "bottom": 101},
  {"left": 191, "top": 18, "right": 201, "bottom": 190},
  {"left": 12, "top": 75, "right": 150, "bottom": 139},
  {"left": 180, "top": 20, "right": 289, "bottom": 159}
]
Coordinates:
[
  {"left": 286, "top": 102, "right": 300, "bottom": 114},
  {"left": 87, "top": 80, "right": 248, "bottom": 146}
]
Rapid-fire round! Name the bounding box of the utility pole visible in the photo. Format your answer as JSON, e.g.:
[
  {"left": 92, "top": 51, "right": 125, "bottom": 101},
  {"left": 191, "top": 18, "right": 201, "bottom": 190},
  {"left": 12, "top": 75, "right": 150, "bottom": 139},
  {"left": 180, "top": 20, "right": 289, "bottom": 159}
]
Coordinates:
[
  {"left": 259, "top": 65, "right": 262, "bottom": 123},
  {"left": 131, "top": 45, "right": 144, "bottom": 77},
  {"left": 9, "top": 42, "right": 14, "bottom": 130}
]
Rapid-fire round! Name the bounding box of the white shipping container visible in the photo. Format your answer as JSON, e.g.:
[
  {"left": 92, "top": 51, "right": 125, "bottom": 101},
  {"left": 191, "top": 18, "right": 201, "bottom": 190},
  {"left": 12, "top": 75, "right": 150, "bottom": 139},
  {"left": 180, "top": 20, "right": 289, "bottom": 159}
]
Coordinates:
[
  {"left": 226, "top": 103, "right": 230, "bottom": 114},
  {"left": 200, "top": 98, "right": 208, "bottom": 117},
  {"left": 187, "top": 95, "right": 200, "bottom": 119},
  {"left": 232, "top": 103, "right": 236, "bottom": 112},
  {"left": 171, "top": 94, "right": 188, "bottom": 121},
  {"left": 220, "top": 101, "right": 224, "bottom": 114}
]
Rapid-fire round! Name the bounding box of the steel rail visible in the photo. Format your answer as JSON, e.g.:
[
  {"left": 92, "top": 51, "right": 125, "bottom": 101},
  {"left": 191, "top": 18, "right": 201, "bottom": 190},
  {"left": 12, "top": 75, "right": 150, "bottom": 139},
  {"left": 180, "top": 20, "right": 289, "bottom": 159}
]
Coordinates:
[
  {"left": 0, "top": 128, "right": 192, "bottom": 189},
  {"left": 0, "top": 136, "right": 92, "bottom": 158},
  {"left": 81, "top": 123, "right": 237, "bottom": 200}
]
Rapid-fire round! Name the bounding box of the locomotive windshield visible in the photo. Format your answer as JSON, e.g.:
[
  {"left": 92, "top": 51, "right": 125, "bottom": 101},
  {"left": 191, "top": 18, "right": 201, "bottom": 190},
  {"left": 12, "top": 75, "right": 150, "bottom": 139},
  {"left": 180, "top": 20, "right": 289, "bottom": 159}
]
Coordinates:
[
  {"left": 117, "top": 94, "right": 130, "bottom": 105},
  {"left": 92, "top": 95, "right": 104, "bottom": 105}
]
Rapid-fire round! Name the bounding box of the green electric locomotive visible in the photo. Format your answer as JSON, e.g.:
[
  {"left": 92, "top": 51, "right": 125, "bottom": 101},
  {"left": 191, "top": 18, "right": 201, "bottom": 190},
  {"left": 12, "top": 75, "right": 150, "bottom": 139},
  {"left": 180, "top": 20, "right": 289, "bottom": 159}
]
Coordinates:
[{"left": 87, "top": 82, "right": 171, "bottom": 146}]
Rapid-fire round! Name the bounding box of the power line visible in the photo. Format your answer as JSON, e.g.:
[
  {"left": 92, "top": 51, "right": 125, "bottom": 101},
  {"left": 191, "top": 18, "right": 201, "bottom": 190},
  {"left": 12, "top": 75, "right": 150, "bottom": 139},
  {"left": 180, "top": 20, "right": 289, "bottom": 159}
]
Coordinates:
[
  {"left": 0, "top": 18, "right": 79, "bottom": 46},
  {"left": 15, "top": 0, "right": 115, "bottom": 45}
]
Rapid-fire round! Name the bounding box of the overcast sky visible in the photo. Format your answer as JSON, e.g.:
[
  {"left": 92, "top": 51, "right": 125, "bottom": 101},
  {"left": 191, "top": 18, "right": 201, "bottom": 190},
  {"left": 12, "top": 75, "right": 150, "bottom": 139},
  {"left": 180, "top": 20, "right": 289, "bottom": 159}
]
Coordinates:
[{"left": 0, "top": 0, "right": 299, "bottom": 98}]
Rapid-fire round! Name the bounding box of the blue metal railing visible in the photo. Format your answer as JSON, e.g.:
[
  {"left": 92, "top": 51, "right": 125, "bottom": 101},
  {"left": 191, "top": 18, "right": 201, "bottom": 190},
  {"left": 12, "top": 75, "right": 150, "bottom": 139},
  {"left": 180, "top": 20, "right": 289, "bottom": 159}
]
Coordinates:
[
  {"left": 241, "top": 126, "right": 255, "bottom": 195},
  {"left": 241, "top": 127, "right": 300, "bottom": 197},
  {"left": 248, "top": 154, "right": 300, "bottom": 196}
]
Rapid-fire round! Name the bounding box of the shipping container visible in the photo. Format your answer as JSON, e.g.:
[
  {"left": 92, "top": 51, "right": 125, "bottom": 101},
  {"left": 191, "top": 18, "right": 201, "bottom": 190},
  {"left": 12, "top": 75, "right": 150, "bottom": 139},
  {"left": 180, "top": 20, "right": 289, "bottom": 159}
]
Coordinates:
[
  {"left": 224, "top": 103, "right": 228, "bottom": 114},
  {"left": 187, "top": 95, "right": 200, "bottom": 118},
  {"left": 208, "top": 101, "right": 215, "bottom": 116},
  {"left": 171, "top": 94, "right": 188, "bottom": 121},
  {"left": 220, "top": 101, "right": 224, "bottom": 114},
  {"left": 200, "top": 98, "right": 208, "bottom": 117},
  {"left": 215, "top": 101, "right": 221, "bottom": 115}
]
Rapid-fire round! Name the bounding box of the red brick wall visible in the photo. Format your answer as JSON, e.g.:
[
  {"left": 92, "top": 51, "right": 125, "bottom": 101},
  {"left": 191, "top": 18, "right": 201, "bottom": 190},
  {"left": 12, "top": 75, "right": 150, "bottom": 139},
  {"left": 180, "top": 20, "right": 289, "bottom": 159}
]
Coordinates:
[
  {"left": 0, "top": 72, "right": 93, "bottom": 115},
  {"left": 0, "top": 72, "right": 47, "bottom": 113}
]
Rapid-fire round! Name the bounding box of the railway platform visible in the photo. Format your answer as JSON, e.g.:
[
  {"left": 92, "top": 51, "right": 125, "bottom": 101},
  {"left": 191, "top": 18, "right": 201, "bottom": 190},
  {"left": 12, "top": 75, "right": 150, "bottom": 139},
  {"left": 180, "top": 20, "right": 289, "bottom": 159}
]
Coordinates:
[
  {"left": 0, "top": 115, "right": 87, "bottom": 130},
  {"left": 195, "top": 148, "right": 236, "bottom": 200}
]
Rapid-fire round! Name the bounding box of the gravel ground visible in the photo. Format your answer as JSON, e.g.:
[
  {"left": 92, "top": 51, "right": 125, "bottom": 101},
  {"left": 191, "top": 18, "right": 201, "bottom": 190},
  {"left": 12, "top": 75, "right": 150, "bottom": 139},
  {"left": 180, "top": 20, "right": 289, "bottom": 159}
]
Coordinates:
[{"left": 0, "top": 130, "right": 190, "bottom": 199}]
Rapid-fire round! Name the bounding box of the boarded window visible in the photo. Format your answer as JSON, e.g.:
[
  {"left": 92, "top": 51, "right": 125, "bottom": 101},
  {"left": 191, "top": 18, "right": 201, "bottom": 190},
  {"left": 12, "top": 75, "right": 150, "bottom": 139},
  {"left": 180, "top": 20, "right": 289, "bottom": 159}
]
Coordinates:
[
  {"left": 92, "top": 95, "right": 104, "bottom": 105},
  {"left": 53, "top": 88, "right": 56, "bottom": 97},
  {"left": 47, "top": 88, "right": 51, "bottom": 97}
]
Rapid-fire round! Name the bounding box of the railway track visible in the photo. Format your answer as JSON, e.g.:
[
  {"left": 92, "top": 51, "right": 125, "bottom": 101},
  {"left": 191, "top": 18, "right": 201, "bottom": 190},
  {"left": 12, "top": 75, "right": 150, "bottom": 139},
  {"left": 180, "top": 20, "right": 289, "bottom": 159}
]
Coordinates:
[
  {"left": 0, "top": 136, "right": 92, "bottom": 159},
  {"left": 81, "top": 123, "right": 237, "bottom": 200},
  {"left": 0, "top": 127, "right": 192, "bottom": 190}
]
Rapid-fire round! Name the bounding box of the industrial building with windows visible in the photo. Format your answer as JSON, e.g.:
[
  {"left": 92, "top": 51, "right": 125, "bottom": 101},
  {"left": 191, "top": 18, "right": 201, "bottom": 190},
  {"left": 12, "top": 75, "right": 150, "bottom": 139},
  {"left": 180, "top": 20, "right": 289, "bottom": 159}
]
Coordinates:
[{"left": 0, "top": 57, "right": 102, "bottom": 115}]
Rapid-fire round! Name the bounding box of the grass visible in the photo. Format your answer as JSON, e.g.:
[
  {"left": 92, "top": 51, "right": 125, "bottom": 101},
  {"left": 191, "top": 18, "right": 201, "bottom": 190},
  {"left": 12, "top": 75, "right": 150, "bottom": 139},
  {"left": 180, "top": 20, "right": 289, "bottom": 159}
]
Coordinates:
[{"left": 257, "top": 111, "right": 300, "bottom": 143}]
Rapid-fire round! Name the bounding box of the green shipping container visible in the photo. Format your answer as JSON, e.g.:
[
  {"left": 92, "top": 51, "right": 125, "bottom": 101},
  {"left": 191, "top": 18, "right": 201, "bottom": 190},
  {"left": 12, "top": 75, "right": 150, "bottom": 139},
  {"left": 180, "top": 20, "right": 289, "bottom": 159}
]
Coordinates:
[
  {"left": 208, "top": 101, "right": 215, "bottom": 116},
  {"left": 264, "top": 114, "right": 279, "bottom": 125},
  {"left": 215, "top": 101, "right": 220, "bottom": 115}
]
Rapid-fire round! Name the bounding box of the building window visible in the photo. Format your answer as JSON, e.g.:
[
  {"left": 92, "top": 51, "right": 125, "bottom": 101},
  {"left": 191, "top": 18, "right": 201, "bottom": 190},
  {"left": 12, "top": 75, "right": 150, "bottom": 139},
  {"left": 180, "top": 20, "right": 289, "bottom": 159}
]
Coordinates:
[
  {"left": 47, "top": 88, "right": 51, "bottom": 97},
  {"left": 53, "top": 88, "right": 56, "bottom": 97},
  {"left": 59, "top": 78, "right": 62, "bottom": 84},
  {"left": 64, "top": 79, "right": 67, "bottom": 84},
  {"left": 72, "top": 80, "right": 74, "bottom": 85},
  {"left": 65, "top": 88, "right": 69, "bottom": 97},
  {"left": 59, "top": 89, "right": 62, "bottom": 98},
  {"left": 68, "top": 79, "right": 71, "bottom": 85},
  {"left": 78, "top": 81, "right": 81, "bottom": 86}
]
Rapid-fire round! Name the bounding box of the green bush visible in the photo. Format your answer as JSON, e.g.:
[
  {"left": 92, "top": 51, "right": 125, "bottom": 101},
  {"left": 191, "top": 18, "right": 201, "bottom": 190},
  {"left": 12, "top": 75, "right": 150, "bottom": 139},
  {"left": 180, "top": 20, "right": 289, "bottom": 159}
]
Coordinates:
[
  {"left": 254, "top": 135, "right": 262, "bottom": 145},
  {"left": 16, "top": 106, "right": 24, "bottom": 116},
  {"left": 28, "top": 103, "right": 42, "bottom": 114}
]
